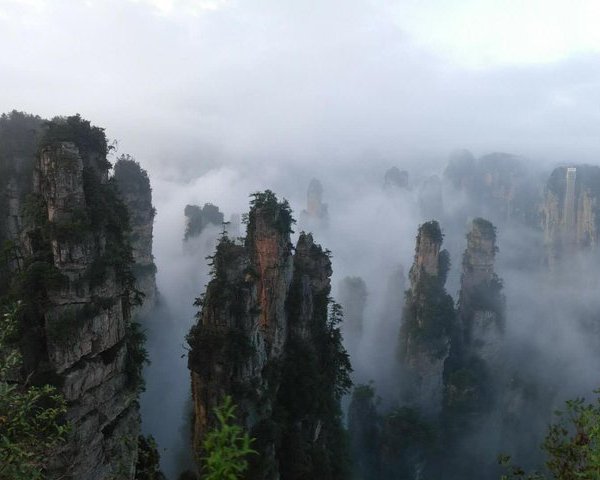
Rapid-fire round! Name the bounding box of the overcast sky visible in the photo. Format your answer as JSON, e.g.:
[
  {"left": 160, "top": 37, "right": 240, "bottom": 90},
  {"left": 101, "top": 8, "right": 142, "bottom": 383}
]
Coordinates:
[{"left": 1, "top": 0, "right": 600, "bottom": 178}]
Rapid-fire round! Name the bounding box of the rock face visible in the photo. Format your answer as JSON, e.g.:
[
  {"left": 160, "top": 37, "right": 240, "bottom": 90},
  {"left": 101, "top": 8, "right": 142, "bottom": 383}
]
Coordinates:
[
  {"left": 444, "top": 151, "right": 541, "bottom": 226},
  {"left": 543, "top": 165, "right": 600, "bottom": 265},
  {"left": 339, "top": 276, "right": 367, "bottom": 356},
  {"left": 442, "top": 218, "right": 504, "bottom": 420},
  {"left": 300, "top": 178, "right": 328, "bottom": 228},
  {"left": 1, "top": 115, "right": 144, "bottom": 480},
  {"left": 384, "top": 167, "right": 409, "bottom": 189},
  {"left": 184, "top": 203, "right": 224, "bottom": 241},
  {"left": 457, "top": 218, "right": 504, "bottom": 362},
  {"left": 187, "top": 191, "right": 350, "bottom": 479},
  {"left": 113, "top": 156, "right": 158, "bottom": 315},
  {"left": 398, "top": 221, "right": 454, "bottom": 415},
  {"left": 38, "top": 139, "right": 140, "bottom": 479},
  {"left": 0, "top": 111, "right": 43, "bottom": 273}
]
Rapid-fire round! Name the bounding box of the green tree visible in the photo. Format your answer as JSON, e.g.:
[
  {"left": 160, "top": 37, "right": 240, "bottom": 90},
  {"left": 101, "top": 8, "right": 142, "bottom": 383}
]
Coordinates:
[
  {"left": 500, "top": 391, "right": 600, "bottom": 480},
  {"left": 0, "top": 302, "right": 69, "bottom": 480},
  {"left": 202, "top": 396, "right": 257, "bottom": 480}
]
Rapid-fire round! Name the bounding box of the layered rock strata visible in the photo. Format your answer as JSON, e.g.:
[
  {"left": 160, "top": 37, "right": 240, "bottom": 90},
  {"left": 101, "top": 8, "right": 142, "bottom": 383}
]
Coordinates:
[
  {"left": 398, "top": 221, "right": 454, "bottom": 415},
  {"left": 0, "top": 115, "right": 145, "bottom": 480},
  {"left": 187, "top": 191, "right": 350, "bottom": 479},
  {"left": 543, "top": 165, "right": 600, "bottom": 265},
  {"left": 114, "top": 156, "right": 158, "bottom": 315}
]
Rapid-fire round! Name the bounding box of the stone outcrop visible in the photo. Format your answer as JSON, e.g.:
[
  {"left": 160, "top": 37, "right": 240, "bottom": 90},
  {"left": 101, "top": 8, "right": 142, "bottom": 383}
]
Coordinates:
[
  {"left": 37, "top": 139, "right": 140, "bottom": 479},
  {"left": 0, "top": 115, "right": 144, "bottom": 480},
  {"left": 384, "top": 167, "right": 409, "bottom": 189},
  {"left": 0, "top": 111, "right": 43, "bottom": 277},
  {"left": 398, "top": 221, "right": 454, "bottom": 415},
  {"left": 457, "top": 218, "right": 504, "bottom": 362},
  {"left": 187, "top": 191, "right": 350, "bottom": 479},
  {"left": 442, "top": 218, "right": 504, "bottom": 419},
  {"left": 114, "top": 156, "right": 158, "bottom": 315},
  {"left": 300, "top": 178, "right": 328, "bottom": 228},
  {"left": 444, "top": 151, "right": 541, "bottom": 226},
  {"left": 183, "top": 203, "right": 224, "bottom": 241},
  {"left": 542, "top": 165, "right": 600, "bottom": 265},
  {"left": 339, "top": 276, "right": 367, "bottom": 356}
]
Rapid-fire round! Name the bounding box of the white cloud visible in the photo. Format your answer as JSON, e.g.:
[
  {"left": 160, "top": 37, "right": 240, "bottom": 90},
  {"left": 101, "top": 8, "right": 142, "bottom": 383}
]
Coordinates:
[
  {"left": 129, "top": 0, "right": 229, "bottom": 15},
  {"left": 388, "top": 0, "right": 600, "bottom": 68}
]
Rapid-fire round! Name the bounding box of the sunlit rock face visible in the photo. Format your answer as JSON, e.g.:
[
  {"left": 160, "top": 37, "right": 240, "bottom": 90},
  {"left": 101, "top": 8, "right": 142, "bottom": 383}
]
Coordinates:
[
  {"left": 187, "top": 195, "right": 295, "bottom": 475},
  {"left": 543, "top": 165, "right": 600, "bottom": 266},
  {"left": 398, "top": 221, "right": 454, "bottom": 415},
  {"left": 114, "top": 157, "right": 158, "bottom": 316},
  {"left": 29, "top": 135, "right": 140, "bottom": 479},
  {"left": 300, "top": 178, "right": 328, "bottom": 229},
  {"left": 188, "top": 192, "right": 347, "bottom": 479}
]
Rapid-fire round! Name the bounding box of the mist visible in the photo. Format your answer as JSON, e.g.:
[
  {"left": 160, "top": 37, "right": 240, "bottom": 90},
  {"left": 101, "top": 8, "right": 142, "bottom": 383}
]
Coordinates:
[{"left": 4, "top": 0, "right": 600, "bottom": 478}]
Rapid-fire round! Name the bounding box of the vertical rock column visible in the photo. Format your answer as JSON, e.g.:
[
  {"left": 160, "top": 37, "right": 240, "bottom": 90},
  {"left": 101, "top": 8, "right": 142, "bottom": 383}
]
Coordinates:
[
  {"left": 113, "top": 157, "right": 158, "bottom": 316},
  {"left": 36, "top": 142, "right": 139, "bottom": 480},
  {"left": 188, "top": 192, "right": 350, "bottom": 479},
  {"left": 187, "top": 193, "right": 294, "bottom": 473},
  {"left": 543, "top": 165, "right": 600, "bottom": 265},
  {"left": 458, "top": 218, "right": 504, "bottom": 362},
  {"left": 398, "top": 221, "right": 454, "bottom": 415}
]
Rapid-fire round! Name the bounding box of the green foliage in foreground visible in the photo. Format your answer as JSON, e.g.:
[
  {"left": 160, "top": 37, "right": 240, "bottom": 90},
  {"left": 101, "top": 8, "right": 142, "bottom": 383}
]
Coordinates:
[
  {"left": 202, "top": 396, "right": 257, "bottom": 480},
  {"left": 0, "top": 303, "right": 69, "bottom": 480},
  {"left": 135, "top": 435, "right": 165, "bottom": 480},
  {"left": 500, "top": 391, "right": 600, "bottom": 480}
]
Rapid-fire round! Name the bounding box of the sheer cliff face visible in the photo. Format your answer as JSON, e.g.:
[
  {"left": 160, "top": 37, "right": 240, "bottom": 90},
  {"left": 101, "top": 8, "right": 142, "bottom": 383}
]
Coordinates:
[
  {"left": 183, "top": 203, "right": 224, "bottom": 241},
  {"left": 458, "top": 218, "right": 504, "bottom": 362},
  {"left": 399, "top": 221, "right": 454, "bottom": 415},
  {"left": 338, "top": 276, "right": 367, "bottom": 356},
  {"left": 442, "top": 219, "right": 504, "bottom": 418},
  {"left": 31, "top": 141, "right": 140, "bottom": 479},
  {"left": 188, "top": 192, "right": 349, "bottom": 479},
  {"left": 0, "top": 112, "right": 43, "bottom": 269},
  {"left": 114, "top": 157, "right": 158, "bottom": 315},
  {"left": 543, "top": 165, "right": 600, "bottom": 265},
  {"left": 300, "top": 178, "right": 328, "bottom": 229},
  {"left": 187, "top": 196, "right": 295, "bottom": 472},
  {"left": 248, "top": 204, "right": 294, "bottom": 353},
  {"left": 444, "top": 151, "right": 541, "bottom": 226},
  {"left": 384, "top": 167, "right": 409, "bottom": 189},
  {"left": 0, "top": 116, "right": 144, "bottom": 480}
]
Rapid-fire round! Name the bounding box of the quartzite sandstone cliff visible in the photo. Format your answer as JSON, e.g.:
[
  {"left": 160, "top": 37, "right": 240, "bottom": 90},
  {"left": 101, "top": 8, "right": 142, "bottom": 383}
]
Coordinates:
[{"left": 187, "top": 191, "right": 350, "bottom": 479}]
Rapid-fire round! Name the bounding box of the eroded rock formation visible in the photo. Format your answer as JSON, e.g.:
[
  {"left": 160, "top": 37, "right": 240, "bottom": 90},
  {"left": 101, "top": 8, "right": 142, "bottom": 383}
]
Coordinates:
[
  {"left": 187, "top": 190, "right": 350, "bottom": 479},
  {"left": 443, "top": 218, "right": 504, "bottom": 418},
  {"left": 114, "top": 156, "right": 158, "bottom": 316},
  {"left": 543, "top": 165, "right": 600, "bottom": 265},
  {"left": 458, "top": 218, "right": 504, "bottom": 361},
  {"left": 339, "top": 276, "right": 367, "bottom": 356},
  {"left": 183, "top": 203, "right": 224, "bottom": 241},
  {"left": 398, "top": 221, "right": 454, "bottom": 415},
  {"left": 1, "top": 115, "right": 145, "bottom": 479},
  {"left": 300, "top": 178, "right": 328, "bottom": 228},
  {"left": 384, "top": 166, "right": 409, "bottom": 189},
  {"left": 444, "top": 151, "right": 541, "bottom": 226}
]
